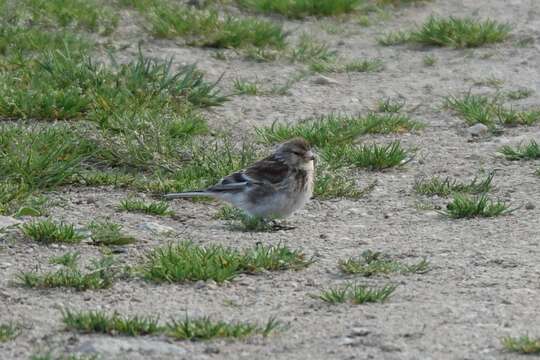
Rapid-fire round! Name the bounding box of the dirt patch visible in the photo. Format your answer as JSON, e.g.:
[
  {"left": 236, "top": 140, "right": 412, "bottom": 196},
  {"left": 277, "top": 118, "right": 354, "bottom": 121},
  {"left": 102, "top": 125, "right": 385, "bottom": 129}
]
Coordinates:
[{"left": 2, "top": 0, "right": 540, "bottom": 359}]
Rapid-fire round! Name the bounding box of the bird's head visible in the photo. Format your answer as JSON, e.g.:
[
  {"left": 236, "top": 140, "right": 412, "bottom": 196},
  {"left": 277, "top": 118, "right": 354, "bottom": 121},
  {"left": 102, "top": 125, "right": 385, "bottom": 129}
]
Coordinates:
[{"left": 276, "top": 138, "right": 315, "bottom": 169}]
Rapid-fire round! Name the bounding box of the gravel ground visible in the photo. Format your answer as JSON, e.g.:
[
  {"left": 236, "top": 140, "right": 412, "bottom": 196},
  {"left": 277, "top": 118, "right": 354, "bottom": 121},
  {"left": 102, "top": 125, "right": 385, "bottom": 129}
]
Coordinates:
[{"left": 1, "top": 0, "right": 540, "bottom": 359}]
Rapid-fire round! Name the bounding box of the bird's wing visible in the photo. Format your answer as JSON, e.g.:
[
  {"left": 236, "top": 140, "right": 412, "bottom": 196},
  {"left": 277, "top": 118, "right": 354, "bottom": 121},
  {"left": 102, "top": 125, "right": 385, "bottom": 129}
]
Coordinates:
[
  {"left": 244, "top": 154, "right": 290, "bottom": 184},
  {"left": 207, "top": 171, "right": 253, "bottom": 192},
  {"left": 207, "top": 154, "right": 290, "bottom": 193}
]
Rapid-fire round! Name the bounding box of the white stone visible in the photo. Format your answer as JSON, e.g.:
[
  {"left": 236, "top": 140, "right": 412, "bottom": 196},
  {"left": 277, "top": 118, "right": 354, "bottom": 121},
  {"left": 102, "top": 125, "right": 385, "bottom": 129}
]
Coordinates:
[
  {"left": 0, "top": 216, "right": 21, "bottom": 231},
  {"left": 140, "top": 222, "right": 175, "bottom": 235},
  {"left": 77, "top": 337, "right": 187, "bottom": 356},
  {"left": 312, "top": 75, "right": 339, "bottom": 85},
  {"left": 467, "top": 123, "right": 489, "bottom": 137}
]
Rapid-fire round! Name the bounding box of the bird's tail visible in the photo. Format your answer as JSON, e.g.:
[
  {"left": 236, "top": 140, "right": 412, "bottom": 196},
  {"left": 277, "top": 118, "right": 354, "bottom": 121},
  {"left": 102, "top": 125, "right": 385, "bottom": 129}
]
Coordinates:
[{"left": 163, "top": 191, "right": 215, "bottom": 200}]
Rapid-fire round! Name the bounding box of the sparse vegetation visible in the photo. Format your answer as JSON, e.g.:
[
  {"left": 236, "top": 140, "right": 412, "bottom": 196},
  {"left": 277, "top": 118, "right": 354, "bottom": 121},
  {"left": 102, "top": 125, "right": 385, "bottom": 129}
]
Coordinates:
[
  {"left": 414, "top": 173, "right": 494, "bottom": 197},
  {"left": 21, "top": 220, "right": 84, "bottom": 244},
  {"left": 233, "top": 79, "right": 261, "bottom": 95},
  {"left": 142, "top": 241, "right": 311, "bottom": 283},
  {"left": 423, "top": 54, "right": 437, "bottom": 66},
  {"left": 167, "top": 316, "right": 281, "bottom": 340},
  {"left": 380, "top": 17, "right": 511, "bottom": 48},
  {"left": 238, "top": 0, "right": 362, "bottom": 19},
  {"left": 257, "top": 113, "right": 422, "bottom": 147},
  {"left": 314, "top": 170, "right": 374, "bottom": 199},
  {"left": 119, "top": 198, "right": 174, "bottom": 216},
  {"left": 88, "top": 220, "right": 137, "bottom": 246},
  {"left": 506, "top": 89, "right": 533, "bottom": 100},
  {"left": 502, "top": 335, "right": 540, "bottom": 354},
  {"left": 17, "top": 255, "right": 117, "bottom": 291},
  {"left": 290, "top": 34, "right": 337, "bottom": 64},
  {"left": 62, "top": 309, "right": 281, "bottom": 341},
  {"left": 377, "top": 98, "right": 405, "bottom": 113},
  {"left": 320, "top": 141, "right": 410, "bottom": 170},
  {"left": 144, "top": 2, "right": 286, "bottom": 49},
  {"left": 339, "top": 250, "right": 429, "bottom": 276},
  {"left": 0, "top": 323, "right": 19, "bottom": 342},
  {"left": 62, "top": 309, "right": 160, "bottom": 336},
  {"left": 315, "top": 283, "right": 396, "bottom": 304},
  {"left": 443, "top": 194, "right": 513, "bottom": 218},
  {"left": 499, "top": 140, "right": 540, "bottom": 160},
  {"left": 445, "top": 93, "right": 540, "bottom": 127}
]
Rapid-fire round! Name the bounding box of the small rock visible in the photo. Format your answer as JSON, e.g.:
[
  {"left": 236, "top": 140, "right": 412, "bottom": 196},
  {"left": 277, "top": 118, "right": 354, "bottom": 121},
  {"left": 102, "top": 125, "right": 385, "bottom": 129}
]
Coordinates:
[
  {"left": 312, "top": 75, "right": 339, "bottom": 85},
  {"left": 139, "top": 222, "right": 175, "bottom": 235},
  {"left": 204, "top": 346, "right": 220, "bottom": 354},
  {"left": 0, "top": 216, "right": 21, "bottom": 231},
  {"left": 346, "top": 208, "right": 363, "bottom": 215},
  {"left": 339, "top": 337, "right": 356, "bottom": 346},
  {"left": 525, "top": 202, "right": 535, "bottom": 210},
  {"left": 77, "top": 338, "right": 186, "bottom": 356},
  {"left": 466, "top": 123, "right": 489, "bottom": 137},
  {"left": 350, "top": 327, "right": 370, "bottom": 337}
]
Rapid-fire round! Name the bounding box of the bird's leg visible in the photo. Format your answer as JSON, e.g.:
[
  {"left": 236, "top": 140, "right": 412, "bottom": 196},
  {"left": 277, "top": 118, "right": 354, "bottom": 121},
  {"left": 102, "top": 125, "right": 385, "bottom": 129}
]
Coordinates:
[{"left": 269, "top": 219, "right": 296, "bottom": 231}]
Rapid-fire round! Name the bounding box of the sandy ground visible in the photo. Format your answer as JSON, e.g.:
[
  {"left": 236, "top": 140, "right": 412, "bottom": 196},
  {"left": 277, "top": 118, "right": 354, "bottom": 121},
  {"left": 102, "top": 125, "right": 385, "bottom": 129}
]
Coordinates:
[{"left": 2, "top": 0, "right": 540, "bottom": 359}]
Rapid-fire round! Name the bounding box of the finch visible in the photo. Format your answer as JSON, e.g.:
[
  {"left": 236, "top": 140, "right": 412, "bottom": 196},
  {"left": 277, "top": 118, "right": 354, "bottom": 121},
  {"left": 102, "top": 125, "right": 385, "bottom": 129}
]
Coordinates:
[{"left": 164, "top": 138, "right": 315, "bottom": 219}]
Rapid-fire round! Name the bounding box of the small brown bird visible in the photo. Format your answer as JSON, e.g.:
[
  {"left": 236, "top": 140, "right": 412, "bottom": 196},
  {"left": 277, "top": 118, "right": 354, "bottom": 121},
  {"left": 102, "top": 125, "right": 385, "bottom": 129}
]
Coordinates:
[{"left": 164, "top": 138, "right": 315, "bottom": 218}]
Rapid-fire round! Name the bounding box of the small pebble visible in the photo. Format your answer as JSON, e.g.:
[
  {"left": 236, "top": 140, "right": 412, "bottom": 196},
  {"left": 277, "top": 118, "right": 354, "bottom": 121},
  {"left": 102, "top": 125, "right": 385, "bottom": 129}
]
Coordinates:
[{"left": 525, "top": 202, "right": 535, "bottom": 210}]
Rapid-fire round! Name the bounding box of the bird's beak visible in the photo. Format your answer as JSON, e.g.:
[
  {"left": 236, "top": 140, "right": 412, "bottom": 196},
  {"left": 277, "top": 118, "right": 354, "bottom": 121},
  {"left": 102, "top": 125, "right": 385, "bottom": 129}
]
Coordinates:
[{"left": 305, "top": 150, "right": 315, "bottom": 161}]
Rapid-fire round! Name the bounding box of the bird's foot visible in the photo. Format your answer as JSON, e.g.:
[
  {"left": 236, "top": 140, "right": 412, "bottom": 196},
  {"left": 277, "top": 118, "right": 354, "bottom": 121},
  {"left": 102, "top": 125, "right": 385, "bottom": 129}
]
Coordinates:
[{"left": 269, "top": 219, "right": 296, "bottom": 231}]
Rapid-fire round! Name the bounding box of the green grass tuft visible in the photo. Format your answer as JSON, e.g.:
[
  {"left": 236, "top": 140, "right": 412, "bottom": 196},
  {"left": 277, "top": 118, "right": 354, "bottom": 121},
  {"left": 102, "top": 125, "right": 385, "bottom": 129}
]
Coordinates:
[
  {"left": 14, "top": 0, "right": 118, "bottom": 35},
  {"left": 142, "top": 241, "right": 311, "bottom": 284},
  {"left": 502, "top": 335, "right": 540, "bottom": 354},
  {"left": 320, "top": 141, "right": 410, "bottom": 170},
  {"left": 257, "top": 113, "right": 422, "bottom": 147},
  {"left": 377, "top": 98, "right": 405, "bottom": 113},
  {"left": 62, "top": 309, "right": 160, "bottom": 336},
  {"left": 315, "top": 283, "right": 396, "bottom": 304},
  {"left": 423, "top": 54, "right": 437, "bottom": 66},
  {"left": 344, "top": 58, "right": 384, "bottom": 72},
  {"left": 119, "top": 198, "right": 174, "bottom": 216},
  {"left": 445, "top": 93, "right": 495, "bottom": 126},
  {"left": 238, "top": 0, "right": 362, "bottom": 19},
  {"left": 506, "top": 89, "right": 534, "bottom": 100},
  {"left": 0, "top": 125, "right": 96, "bottom": 191},
  {"left": 445, "top": 93, "right": 540, "bottom": 127},
  {"left": 339, "top": 250, "right": 429, "bottom": 276},
  {"left": 166, "top": 316, "right": 281, "bottom": 340},
  {"left": 147, "top": 3, "right": 285, "bottom": 49},
  {"left": 88, "top": 220, "right": 137, "bottom": 246},
  {"left": 414, "top": 173, "right": 494, "bottom": 197},
  {"left": 443, "top": 194, "right": 513, "bottom": 219},
  {"left": 314, "top": 170, "right": 374, "bottom": 199},
  {"left": 499, "top": 140, "right": 540, "bottom": 160},
  {"left": 17, "top": 255, "right": 116, "bottom": 291},
  {"left": 0, "top": 323, "right": 19, "bottom": 342},
  {"left": 0, "top": 49, "right": 225, "bottom": 121},
  {"left": 61, "top": 308, "right": 281, "bottom": 341},
  {"left": 380, "top": 16, "right": 511, "bottom": 48},
  {"left": 21, "top": 220, "right": 84, "bottom": 244},
  {"left": 50, "top": 252, "right": 80, "bottom": 268},
  {"left": 290, "top": 34, "right": 336, "bottom": 64},
  {"left": 233, "top": 79, "right": 261, "bottom": 95}
]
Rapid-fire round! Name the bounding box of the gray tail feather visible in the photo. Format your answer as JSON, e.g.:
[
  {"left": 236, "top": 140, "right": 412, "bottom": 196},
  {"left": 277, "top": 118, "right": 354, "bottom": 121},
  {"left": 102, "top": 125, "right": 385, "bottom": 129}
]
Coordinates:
[{"left": 163, "top": 191, "right": 214, "bottom": 199}]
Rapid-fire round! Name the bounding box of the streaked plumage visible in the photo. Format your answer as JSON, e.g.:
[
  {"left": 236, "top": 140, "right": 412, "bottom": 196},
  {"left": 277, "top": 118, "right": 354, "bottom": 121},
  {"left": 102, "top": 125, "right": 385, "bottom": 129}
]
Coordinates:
[{"left": 164, "top": 138, "right": 315, "bottom": 218}]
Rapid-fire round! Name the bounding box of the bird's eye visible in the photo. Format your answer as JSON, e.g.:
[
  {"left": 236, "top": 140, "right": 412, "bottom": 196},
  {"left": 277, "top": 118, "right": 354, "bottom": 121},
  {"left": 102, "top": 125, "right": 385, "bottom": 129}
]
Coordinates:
[{"left": 292, "top": 151, "right": 302, "bottom": 156}]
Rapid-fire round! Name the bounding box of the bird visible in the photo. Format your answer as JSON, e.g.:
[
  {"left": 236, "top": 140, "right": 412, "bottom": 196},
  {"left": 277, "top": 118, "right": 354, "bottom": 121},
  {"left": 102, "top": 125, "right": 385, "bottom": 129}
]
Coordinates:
[{"left": 164, "top": 138, "right": 315, "bottom": 219}]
